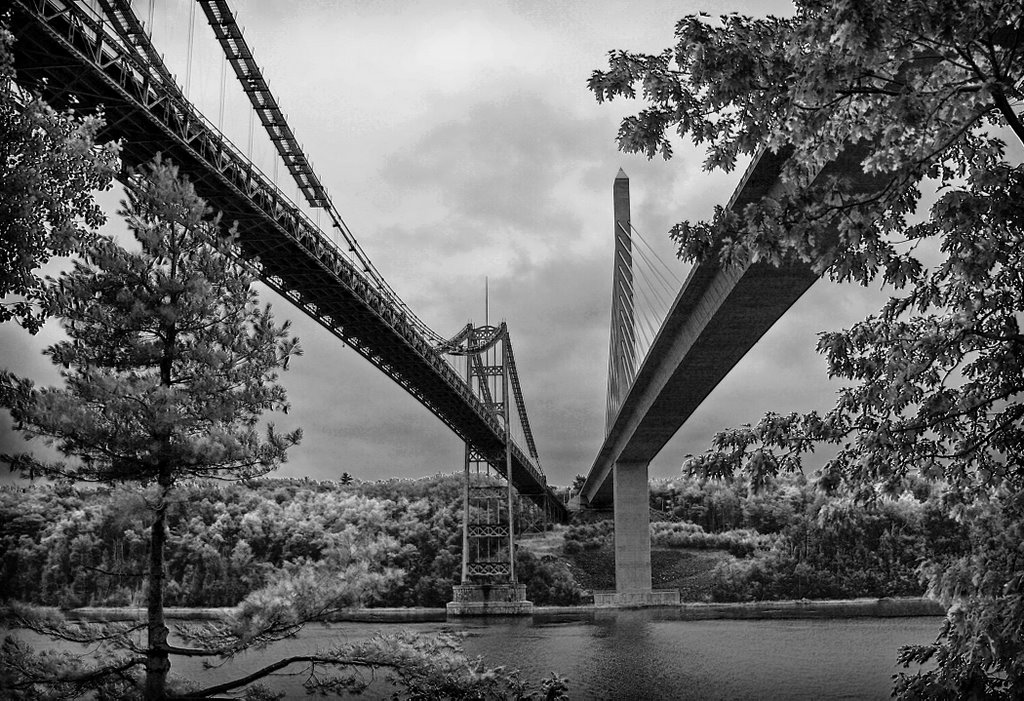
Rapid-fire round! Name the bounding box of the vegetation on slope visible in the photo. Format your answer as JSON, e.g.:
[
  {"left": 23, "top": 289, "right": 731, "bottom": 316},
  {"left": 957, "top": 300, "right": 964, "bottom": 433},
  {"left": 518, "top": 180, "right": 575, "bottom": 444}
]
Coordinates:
[{"left": 2, "top": 472, "right": 967, "bottom": 610}]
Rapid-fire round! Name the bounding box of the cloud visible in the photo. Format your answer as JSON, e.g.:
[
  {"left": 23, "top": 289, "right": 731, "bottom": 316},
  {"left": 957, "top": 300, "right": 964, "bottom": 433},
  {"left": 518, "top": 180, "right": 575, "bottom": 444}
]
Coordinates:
[
  {"left": 2, "top": 0, "right": 858, "bottom": 491},
  {"left": 378, "top": 87, "right": 614, "bottom": 255}
]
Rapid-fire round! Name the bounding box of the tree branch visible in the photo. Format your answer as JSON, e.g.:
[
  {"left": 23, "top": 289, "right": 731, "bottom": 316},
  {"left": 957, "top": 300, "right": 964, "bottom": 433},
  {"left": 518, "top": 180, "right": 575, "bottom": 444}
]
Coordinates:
[
  {"left": 83, "top": 564, "right": 148, "bottom": 578},
  {"left": 184, "top": 654, "right": 396, "bottom": 697},
  {"left": 912, "top": 407, "right": 1024, "bottom": 463},
  {"left": 7, "top": 655, "right": 147, "bottom": 690},
  {"left": 991, "top": 87, "right": 1024, "bottom": 147},
  {"left": 968, "top": 325, "right": 1024, "bottom": 346},
  {"left": 9, "top": 617, "right": 146, "bottom": 644},
  {"left": 164, "top": 644, "right": 224, "bottom": 658}
]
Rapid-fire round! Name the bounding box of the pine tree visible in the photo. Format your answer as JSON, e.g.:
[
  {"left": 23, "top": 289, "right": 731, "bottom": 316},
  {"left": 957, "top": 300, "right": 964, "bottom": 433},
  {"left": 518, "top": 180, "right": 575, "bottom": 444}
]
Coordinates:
[{"left": 1, "top": 159, "right": 301, "bottom": 698}]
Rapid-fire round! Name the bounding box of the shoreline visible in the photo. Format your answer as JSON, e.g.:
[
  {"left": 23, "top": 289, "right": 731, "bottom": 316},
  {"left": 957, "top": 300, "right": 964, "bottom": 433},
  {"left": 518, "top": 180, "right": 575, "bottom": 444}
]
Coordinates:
[{"left": 63, "top": 596, "right": 943, "bottom": 623}]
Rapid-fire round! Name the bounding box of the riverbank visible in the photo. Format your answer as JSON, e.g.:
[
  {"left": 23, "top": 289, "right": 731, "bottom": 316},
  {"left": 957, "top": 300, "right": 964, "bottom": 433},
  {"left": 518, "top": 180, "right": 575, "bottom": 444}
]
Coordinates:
[{"left": 62, "top": 596, "right": 943, "bottom": 623}]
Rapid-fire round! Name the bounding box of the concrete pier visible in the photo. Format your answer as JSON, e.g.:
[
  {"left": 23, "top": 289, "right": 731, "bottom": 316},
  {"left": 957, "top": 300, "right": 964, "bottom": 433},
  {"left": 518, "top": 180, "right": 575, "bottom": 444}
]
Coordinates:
[
  {"left": 606, "top": 460, "right": 680, "bottom": 606},
  {"left": 613, "top": 462, "right": 650, "bottom": 589},
  {"left": 446, "top": 583, "right": 533, "bottom": 616}
]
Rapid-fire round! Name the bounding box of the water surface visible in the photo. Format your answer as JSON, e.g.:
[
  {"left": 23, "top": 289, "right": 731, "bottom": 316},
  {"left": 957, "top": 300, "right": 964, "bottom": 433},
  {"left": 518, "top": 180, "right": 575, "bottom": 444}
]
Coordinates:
[{"left": 15, "top": 610, "right": 941, "bottom": 699}]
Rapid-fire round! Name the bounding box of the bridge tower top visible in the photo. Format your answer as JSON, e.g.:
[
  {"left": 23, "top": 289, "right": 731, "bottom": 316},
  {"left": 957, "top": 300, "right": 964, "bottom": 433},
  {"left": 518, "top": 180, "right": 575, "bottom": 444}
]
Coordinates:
[{"left": 606, "top": 169, "right": 636, "bottom": 433}]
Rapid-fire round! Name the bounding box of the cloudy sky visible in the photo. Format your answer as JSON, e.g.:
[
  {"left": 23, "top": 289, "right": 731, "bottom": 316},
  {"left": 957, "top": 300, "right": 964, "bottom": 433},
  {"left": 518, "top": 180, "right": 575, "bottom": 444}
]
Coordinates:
[{"left": 2, "top": 0, "right": 894, "bottom": 487}]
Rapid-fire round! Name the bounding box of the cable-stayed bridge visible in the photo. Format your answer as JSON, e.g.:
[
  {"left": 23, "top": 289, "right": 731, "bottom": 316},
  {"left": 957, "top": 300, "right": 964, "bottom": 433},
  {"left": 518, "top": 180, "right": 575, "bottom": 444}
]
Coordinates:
[
  {"left": 10, "top": 0, "right": 566, "bottom": 524},
  {"left": 582, "top": 149, "right": 882, "bottom": 603}
]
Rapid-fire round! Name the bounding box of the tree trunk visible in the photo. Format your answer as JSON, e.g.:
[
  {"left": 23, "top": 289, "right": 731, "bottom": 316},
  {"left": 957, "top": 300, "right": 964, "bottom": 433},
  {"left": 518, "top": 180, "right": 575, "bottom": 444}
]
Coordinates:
[
  {"left": 147, "top": 316, "right": 177, "bottom": 698},
  {"left": 145, "top": 476, "right": 171, "bottom": 699}
]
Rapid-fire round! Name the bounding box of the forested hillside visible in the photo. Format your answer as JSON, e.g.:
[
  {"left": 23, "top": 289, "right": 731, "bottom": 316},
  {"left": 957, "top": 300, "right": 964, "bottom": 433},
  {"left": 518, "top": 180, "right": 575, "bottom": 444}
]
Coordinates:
[
  {"left": 2, "top": 472, "right": 967, "bottom": 608},
  {"left": 0, "top": 475, "right": 466, "bottom": 608},
  {"left": 557, "top": 474, "right": 965, "bottom": 601},
  {"left": 646, "top": 476, "right": 966, "bottom": 601}
]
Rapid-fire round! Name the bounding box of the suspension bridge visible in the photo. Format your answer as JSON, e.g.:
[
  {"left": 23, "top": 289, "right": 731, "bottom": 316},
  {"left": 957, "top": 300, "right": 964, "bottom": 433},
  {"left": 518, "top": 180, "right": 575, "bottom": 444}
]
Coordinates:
[{"left": 10, "top": 0, "right": 567, "bottom": 608}]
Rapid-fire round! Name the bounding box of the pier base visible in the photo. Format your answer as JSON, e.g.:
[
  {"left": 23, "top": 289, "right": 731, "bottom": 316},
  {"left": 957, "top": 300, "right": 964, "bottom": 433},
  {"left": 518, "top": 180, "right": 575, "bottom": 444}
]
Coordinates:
[
  {"left": 593, "top": 589, "right": 680, "bottom": 608},
  {"left": 446, "top": 584, "right": 533, "bottom": 616}
]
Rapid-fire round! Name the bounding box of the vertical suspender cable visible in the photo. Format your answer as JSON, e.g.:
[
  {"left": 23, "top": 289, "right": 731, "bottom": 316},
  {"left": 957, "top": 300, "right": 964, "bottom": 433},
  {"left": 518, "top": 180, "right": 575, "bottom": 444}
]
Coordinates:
[
  {"left": 218, "top": 56, "right": 226, "bottom": 130},
  {"left": 184, "top": 2, "right": 195, "bottom": 98},
  {"left": 247, "top": 106, "right": 254, "bottom": 158}
]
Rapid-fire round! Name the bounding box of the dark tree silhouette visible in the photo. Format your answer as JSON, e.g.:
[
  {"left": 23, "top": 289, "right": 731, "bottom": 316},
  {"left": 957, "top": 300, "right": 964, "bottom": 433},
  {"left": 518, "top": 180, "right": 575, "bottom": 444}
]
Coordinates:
[{"left": 0, "top": 24, "right": 119, "bottom": 333}]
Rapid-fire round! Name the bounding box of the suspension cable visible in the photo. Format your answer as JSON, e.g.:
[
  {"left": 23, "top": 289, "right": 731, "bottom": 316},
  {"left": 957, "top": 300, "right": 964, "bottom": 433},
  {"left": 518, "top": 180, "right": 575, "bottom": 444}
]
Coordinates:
[
  {"left": 184, "top": 1, "right": 195, "bottom": 98},
  {"left": 95, "top": 0, "right": 545, "bottom": 476},
  {"left": 194, "top": 0, "right": 446, "bottom": 344},
  {"left": 629, "top": 222, "right": 682, "bottom": 286}
]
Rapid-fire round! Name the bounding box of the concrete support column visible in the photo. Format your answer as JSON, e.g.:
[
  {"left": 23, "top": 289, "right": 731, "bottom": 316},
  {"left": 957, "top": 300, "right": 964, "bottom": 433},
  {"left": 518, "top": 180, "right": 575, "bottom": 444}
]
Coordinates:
[{"left": 613, "top": 460, "right": 651, "bottom": 592}]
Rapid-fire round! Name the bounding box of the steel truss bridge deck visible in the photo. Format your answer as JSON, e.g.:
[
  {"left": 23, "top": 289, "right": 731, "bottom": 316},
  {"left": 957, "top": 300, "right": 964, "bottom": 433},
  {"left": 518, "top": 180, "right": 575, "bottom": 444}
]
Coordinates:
[{"left": 12, "top": 0, "right": 567, "bottom": 521}]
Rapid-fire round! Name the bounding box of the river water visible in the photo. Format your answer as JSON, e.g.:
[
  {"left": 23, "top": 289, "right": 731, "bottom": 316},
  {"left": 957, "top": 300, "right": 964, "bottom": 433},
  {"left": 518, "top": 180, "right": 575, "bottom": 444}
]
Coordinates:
[{"left": 15, "top": 611, "right": 942, "bottom": 699}]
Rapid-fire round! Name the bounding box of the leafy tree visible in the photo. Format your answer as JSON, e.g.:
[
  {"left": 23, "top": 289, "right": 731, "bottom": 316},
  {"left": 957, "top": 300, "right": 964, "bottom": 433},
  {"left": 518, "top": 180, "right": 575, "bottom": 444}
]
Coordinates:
[
  {"left": 590, "top": 1, "right": 1023, "bottom": 697},
  {"left": 0, "top": 19, "right": 119, "bottom": 332}
]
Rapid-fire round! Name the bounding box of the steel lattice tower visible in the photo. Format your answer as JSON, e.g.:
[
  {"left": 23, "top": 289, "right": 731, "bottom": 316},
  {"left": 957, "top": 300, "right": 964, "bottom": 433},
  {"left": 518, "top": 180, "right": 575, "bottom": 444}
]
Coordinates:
[
  {"left": 444, "top": 323, "right": 532, "bottom": 613},
  {"left": 461, "top": 325, "right": 516, "bottom": 583}
]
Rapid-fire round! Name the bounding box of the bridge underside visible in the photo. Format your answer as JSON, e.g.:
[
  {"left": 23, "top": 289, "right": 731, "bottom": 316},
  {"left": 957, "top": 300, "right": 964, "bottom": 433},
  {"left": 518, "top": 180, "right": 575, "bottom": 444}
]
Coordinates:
[
  {"left": 12, "top": 1, "right": 566, "bottom": 521},
  {"left": 585, "top": 255, "right": 817, "bottom": 507},
  {"left": 584, "top": 140, "right": 882, "bottom": 511}
]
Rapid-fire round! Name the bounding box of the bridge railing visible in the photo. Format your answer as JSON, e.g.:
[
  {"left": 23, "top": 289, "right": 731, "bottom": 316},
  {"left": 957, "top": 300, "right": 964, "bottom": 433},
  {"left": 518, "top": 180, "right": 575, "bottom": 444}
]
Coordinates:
[{"left": 17, "top": 0, "right": 547, "bottom": 487}]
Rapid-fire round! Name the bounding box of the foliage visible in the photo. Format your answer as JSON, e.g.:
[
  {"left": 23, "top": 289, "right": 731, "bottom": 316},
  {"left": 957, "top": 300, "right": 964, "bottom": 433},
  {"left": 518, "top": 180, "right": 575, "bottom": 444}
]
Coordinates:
[
  {"left": 0, "top": 20, "right": 119, "bottom": 332},
  {"left": 650, "top": 522, "right": 768, "bottom": 558},
  {"left": 649, "top": 473, "right": 810, "bottom": 534},
  {"left": 894, "top": 487, "right": 1024, "bottom": 699},
  {"left": 563, "top": 517, "right": 767, "bottom": 558},
  {"left": 515, "top": 549, "right": 584, "bottom": 606},
  {"left": 0, "top": 471, "right": 966, "bottom": 611},
  {"left": 561, "top": 475, "right": 953, "bottom": 600},
  {"left": 0, "top": 476, "right": 585, "bottom": 610},
  {"left": 708, "top": 494, "right": 955, "bottom": 601},
  {"left": 561, "top": 520, "right": 615, "bottom": 553},
  {"left": 590, "top": 1, "right": 1023, "bottom": 696}
]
